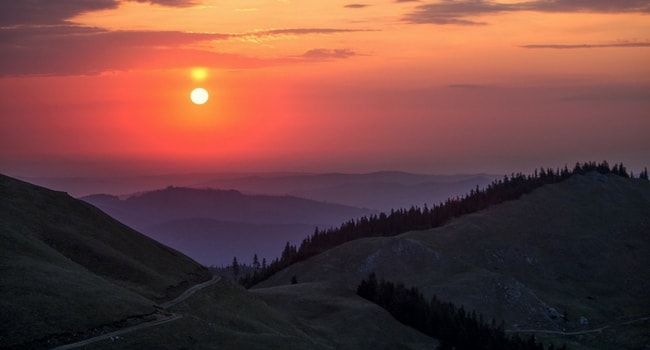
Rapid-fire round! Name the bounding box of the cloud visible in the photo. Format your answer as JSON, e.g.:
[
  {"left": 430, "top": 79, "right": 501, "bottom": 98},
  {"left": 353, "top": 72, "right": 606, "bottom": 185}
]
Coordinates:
[
  {"left": 132, "top": 0, "right": 198, "bottom": 7},
  {"left": 0, "top": 25, "right": 367, "bottom": 76},
  {"left": 0, "top": 0, "right": 200, "bottom": 26},
  {"left": 0, "top": 0, "right": 372, "bottom": 76},
  {"left": 404, "top": 0, "right": 650, "bottom": 25},
  {"left": 0, "top": 44, "right": 276, "bottom": 77},
  {"left": 0, "top": 26, "right": 239, "bottom": 75},
  {"left": 521, "top": 0, "right": 650, "bottom": 13},
  {"left": 0, "top": 25, "right": 229, "bottom": 50},
  {"left": 301, "top": 49, "right": 357, "bottom": 59},
  {"left": 520, "top": 42, "right": 650, "bottom": 49},
  {"left": 233, "top": 28, "right": 372, "bottom": 43},
  {"left": 0, "top": 0, "right": 118, "bottom": 26},
  {"left": 395, "top": 0, "right": 420, "bottom": 2},
  {"left": 404, "top": 1, "right": 512, "bottom": 25},
  {"left": 249, "top": 28, "right": 367, "bottom": 36},
  {"left": 344, "top": 4, "right": 369, "bottom": 8}
]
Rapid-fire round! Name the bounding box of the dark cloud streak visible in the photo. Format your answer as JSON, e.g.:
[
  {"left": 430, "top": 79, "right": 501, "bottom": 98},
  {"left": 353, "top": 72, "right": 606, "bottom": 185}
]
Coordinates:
[
  {"left": 0, "top": 25, "right": 367, "bottom": 76},
  {"left": 344, "top": 4, "right": 369, "bottom": 8},
  {"left": 405, "top": 0, "right": 650, "bottom": 25},
  {"left": 0, "top": 0, "right": 200, "bottom": 26},
  {"left": 0, "top": 0, "right": 373, "bottom": 76},
  {"left": 0, "top": 0, "right": 118, "bottom": 26},
  {"left": 249, "top": 28, "right": 368, "bottom": 36},
  {"left": 301, "top": 49, "right": 357, "bottom": 60},
  {"left": 133, "top": 0, "right": 199, "bottom": 7},
  {"left": 522, "top": 0, "right": 650, "bottom": 13},
  {"left": 521, "top": 42, "right": 650, "bottom": 49}
]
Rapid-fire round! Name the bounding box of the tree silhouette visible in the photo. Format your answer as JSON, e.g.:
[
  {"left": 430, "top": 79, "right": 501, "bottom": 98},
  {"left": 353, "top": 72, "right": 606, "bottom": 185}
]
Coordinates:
[
  {"left": 253, "top": 253, "right": 260, "bottom": 270},
  {"left": 357, "top": 274, "right": 558, "bottom": 350},
  {"left": 232, "top": 256, "right": 240, "bottom": 277}
]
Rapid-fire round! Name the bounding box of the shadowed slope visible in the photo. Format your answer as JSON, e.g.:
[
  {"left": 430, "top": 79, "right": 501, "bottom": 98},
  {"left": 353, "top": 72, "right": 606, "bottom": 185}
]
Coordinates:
[
  {"left": 0, "top": 174, "right": 210, "bottom": 348},
  {"left": 78, "top": 278, "right": 439, "bottom": 350},
  {"left": 258, "top": 173, "right": 650, "bottom": 349}
]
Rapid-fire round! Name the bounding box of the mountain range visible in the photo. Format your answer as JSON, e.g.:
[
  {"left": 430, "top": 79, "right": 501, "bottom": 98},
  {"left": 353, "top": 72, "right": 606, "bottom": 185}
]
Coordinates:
[
  {"left": 26, "top": 171, "right": 497, "bottom": 211},
  {"left": 82, "top": 187, "right": 375, "bottom": 266},
  {"left": 0, "top": 173, "right": 437, "bottom": 349},
  {"left": 2, "top": 169, "right": 649, "bottom": 349}
]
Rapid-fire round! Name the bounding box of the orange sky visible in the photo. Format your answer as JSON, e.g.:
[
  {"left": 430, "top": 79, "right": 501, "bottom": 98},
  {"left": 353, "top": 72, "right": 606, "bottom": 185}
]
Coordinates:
[{"left": 1, "top": 0, "right": 649, "bottom": 176}]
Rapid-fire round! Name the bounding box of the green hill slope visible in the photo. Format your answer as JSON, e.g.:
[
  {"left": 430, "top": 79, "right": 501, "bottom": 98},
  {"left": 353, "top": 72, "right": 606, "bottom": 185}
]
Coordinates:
[
  {"left": 0, "top": 174, "right": 211, "bottom": 348},
  {"left": 258, "top": 173, "right": 650, "bottom": 349},
  {"left": 79, "top": 278, "right": 438, "bottom": 350}
]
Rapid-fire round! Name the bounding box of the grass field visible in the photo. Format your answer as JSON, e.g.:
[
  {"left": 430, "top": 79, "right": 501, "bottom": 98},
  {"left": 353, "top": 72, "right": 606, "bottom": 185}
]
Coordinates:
[{"left": 75, "top": 278, "right": 438, "bottom": 350}]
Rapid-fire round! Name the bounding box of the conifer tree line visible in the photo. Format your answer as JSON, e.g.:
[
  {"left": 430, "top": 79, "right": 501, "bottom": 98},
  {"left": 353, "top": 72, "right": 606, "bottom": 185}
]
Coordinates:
[
  {"left": 209, "top": 254, "right": 267, "bottom": 280},
  {"left": 240, "top": 161, "right": 645, "bottom": 287},
  {"left": 357, "top": 273, "right": 566, "bottom": 350}
]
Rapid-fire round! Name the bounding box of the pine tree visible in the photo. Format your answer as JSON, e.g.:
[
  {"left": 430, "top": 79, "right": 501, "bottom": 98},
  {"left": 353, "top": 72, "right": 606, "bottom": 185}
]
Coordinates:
[
  {"left": 253, "top": 253, "right": 260, "bottom": 270},
  {"left": 232, "top": 256, "right": 240, "bottom": 277}
]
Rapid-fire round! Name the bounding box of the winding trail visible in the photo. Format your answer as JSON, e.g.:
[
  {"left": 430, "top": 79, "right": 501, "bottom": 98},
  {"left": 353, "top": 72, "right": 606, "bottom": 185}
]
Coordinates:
[
  {"left": 161, "top": 275, "right": 220, "bottom": 309},
  {"left": 52, "top": 276, "right": 220, "bottom": 350},
  {"left": 51, "top": 313, "right": 183, "bottom": 350},
  {"left": 506, "top": 316, "right": 650, "bottom": 336}
]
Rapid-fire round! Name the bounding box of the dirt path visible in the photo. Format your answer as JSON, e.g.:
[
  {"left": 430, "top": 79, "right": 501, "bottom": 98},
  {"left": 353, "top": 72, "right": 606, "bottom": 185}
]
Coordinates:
[
  {"left": 51, "top": 313, "right": 182, "bottom": 350},
  {"left": 160, "top": 275, "right": 220, "bottom": 309},
  {"left": 51, "top": 276, "right": 220, "bottom": 350},
  {"left": 506, "top": 316, "right": 650, "bottom": 336}
]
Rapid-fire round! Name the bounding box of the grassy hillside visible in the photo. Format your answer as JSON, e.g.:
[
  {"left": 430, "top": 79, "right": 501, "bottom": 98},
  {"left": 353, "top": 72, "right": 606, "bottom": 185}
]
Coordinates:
[
  {"left": 252, "top": 282, "right": 438, "bottom": 350},
  {"left": 80, "top": 278, "right": 438, "bottom": 350},
  {"left": 258, "top": 173, "right": 650, "bottom": 349},
  {"left": 0, "top": 174, "right": 211, "bottom": 348}
]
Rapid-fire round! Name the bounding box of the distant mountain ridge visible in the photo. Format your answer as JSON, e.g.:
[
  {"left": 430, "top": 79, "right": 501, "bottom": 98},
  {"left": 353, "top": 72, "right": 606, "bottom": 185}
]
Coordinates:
[
  {"left": 82, "top": 186, "right": 375, "bottom": 265},
  {"left": 25, "top": 171, "right": 498, "bottom": 211},
  {"left": 190, "top": 171, "right": 499, "bottom": 212}
]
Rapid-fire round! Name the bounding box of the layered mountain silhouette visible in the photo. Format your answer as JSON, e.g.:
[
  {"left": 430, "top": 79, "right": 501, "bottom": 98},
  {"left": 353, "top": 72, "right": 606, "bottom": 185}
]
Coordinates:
[
  {"left": 3, "top": 169, "right": 649, "bottom": 349},
  {"left": 193, "top": 171, "right": 498, "bottom": 212},
  {"left": 0, "top": 174, "right": 438, "bottom": 349},
  {"left": 82, "top": 187, "right": 375, "bottom": 266},
  {"left": 26, "top": 171, "right": 497, "bottom": 212}
]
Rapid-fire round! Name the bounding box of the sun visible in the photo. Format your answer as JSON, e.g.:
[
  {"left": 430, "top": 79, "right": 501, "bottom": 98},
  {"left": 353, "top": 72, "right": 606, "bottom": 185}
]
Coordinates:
[{"left": 190, "top": 87, "right": 209, "bottom": 105}]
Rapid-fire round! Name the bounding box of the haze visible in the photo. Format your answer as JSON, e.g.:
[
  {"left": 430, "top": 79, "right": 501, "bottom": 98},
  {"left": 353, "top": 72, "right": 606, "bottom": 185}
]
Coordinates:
[{"left": 1, "top": 0, "right": 649, "bottom": 177}]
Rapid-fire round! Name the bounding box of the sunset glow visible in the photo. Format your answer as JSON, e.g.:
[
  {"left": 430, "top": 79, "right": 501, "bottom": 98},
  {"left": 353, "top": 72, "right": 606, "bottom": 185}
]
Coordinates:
[{"left": 0, "top": 1, "right": 649, "bottom": 176}]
